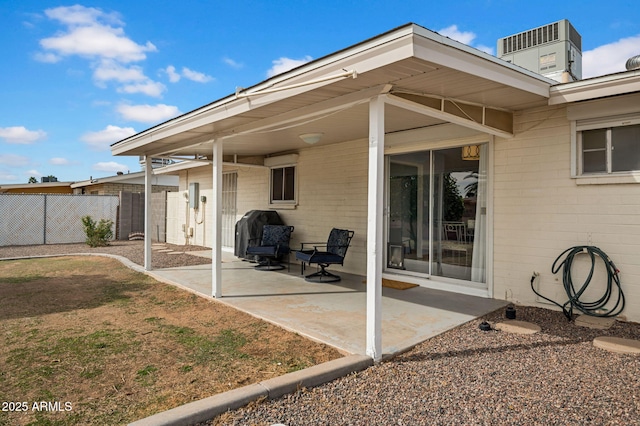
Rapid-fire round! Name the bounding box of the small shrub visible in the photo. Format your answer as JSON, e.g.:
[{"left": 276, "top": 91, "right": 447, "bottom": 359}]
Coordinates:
[{"left": 81, "top": 215, "right": 114, "bottom": 247}]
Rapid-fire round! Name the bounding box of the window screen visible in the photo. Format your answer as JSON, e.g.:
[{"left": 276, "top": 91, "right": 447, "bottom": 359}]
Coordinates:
[
  {"left": 580, "top": 124, "right": 640, "bottom": 175},
  {"left": 611, "top": 125, "right": 640, "bottom": 172},
  {"left": 271, "top": 166, "right": 295, "bottom": 202}
]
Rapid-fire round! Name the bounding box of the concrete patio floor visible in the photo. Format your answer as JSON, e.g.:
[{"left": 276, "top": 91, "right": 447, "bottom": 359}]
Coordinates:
[{"left": 147, "top": 250, "right": 506, "bottom": 358}]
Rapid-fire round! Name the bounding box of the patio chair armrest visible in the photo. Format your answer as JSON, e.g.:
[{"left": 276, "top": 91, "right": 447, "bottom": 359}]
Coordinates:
[{"left": 299, "top": 242, "right": 326, "bottom": 250}]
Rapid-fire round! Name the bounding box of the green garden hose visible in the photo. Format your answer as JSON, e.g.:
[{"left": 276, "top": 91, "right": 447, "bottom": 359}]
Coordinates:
[{"left": 530, "top": 245, "right": 625, "bottom": 320}]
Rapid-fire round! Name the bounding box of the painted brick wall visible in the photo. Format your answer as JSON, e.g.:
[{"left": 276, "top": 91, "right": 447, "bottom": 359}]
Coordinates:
[
  {"left": 493, "top": 105, "right": 640, "bottom": 321},
  {"left": 285, "top": 139, "right": 369, "bottom": 275},
  {"left": 233, "top": 139, "right": 368, "bottom": 276},
  {"left": 169, "top": 139, "right": 370, "bottom": 275},
  {"left": 172, "top": 167, "right": 215, "bottom": 247}
]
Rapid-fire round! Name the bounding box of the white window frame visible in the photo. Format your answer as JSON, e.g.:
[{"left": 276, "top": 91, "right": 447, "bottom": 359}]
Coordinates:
[
  {"left": 572, "top": 113, "right": 640, "bottom": 184},
  {"left": 264, "top": 154, "right": 299, "bottom": 207},
  {"left": 269, "top": 164, "right": 297, "bottom": 206}
]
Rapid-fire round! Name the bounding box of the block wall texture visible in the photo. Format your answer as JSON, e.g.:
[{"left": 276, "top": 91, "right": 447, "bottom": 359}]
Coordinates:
[
  {"left": 493, "top": 105, "right": 639, "bottom": 321},
  {"left": 168, "top": 139, "right": 369, "bottom": 276}
]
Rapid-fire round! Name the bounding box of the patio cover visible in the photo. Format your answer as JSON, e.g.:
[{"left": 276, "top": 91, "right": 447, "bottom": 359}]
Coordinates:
[{"left": 111, "top": 22, "right": 554, "bottom": 361}]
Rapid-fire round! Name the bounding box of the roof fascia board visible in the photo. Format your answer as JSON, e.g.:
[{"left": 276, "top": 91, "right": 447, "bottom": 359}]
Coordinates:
[
  {"left": 136, "top": 135, "right": 216, "bottom": 158},
  {"left": 218, "top": 84, "right": 393, "bottom": 140},
  {"left": 112, "top": 26, "right": 417, "bottom": 156},
  {"left": 153, "top": 160, "right": 209, "bottom": 175},
  {"left": 385, "top": 93, "right": 514, "bottom": 138},
  {"left": 112, "top": 22, "right": 552, "bottom": 157},
  {"left": 71, "top": 171, "right": 147, "bottom": 188},
  {"left": 235, "top": 24, "right": 415, "bottom": 95},
  {"left": 135, "top": 86, "right": 395, "bottom": 157},
  {"left": 566, "top": 92, "right": 640, "bottom": 121},
  {"left": 135, "top": 85, "right": 391, "bottom": 157},
  {"left": 0, "top": 182, "right": 73, "bottom": 190},
  {"left": 412, "top": 30, "right": 552, "bottom": 98},
  {"left": 549, "top": 71, "right": 640, "bottom": 105}
]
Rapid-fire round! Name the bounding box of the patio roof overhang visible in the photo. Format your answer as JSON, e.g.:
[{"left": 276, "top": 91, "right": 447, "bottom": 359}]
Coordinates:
[
  {"left": 111, "top": 23, "right": 553, "bottom": 162},
  {"left": 115, "top": 23, "right": 554, "bottom": 363}
]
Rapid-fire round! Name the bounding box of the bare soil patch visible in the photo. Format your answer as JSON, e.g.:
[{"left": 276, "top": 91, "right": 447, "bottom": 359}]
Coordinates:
[{"left": 0, "top": 256, "right": 342, "bottom": 425}]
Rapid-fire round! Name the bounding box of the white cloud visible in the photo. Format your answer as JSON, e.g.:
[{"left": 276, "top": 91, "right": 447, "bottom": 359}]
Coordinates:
[
  {"left": 44, "top": 4, "right": 123, "bottom": 27},
  {"left": 165, "top": 65, "right": 181, "bottom": 83},
  {"left": 81, "top": 125, "right": 137, "bottom": 150},
  {"left": 39, "top": 5, "right": 155, "bottom": 63},
  {"left": 182, "top": 67, "right": 213, "bottom": 83},
  {"left": 0, "top": 154, "right": 30, "bottom": 166},
  {"left": 36, "top": 5, "right": 162, "bottom": 98},
  {"left": 475, "top": 44, "right": 494, "bottom": 55},
  {"left": 267, "top": 55, "right": 313, "bottom": 78},
  {"left": 0, "top": 126, "right": 47, "bottom": 144},
  {"left": 26, "top": 169, "right": 42, "bottom": 177},
  {"left": 93, "top": 60, "right": 147, "bottom": 84},
  {"left": 117, "top": 103, "right": 181, "bottom": 123},
  {"left": 92, "top": 60, "right": 164, "bottom": 96},
  {"left": 164, "top": 65, "right": 213, "bottom": 83},
  {"left": 40, "top": 23, "right": 156, "bottom": 63},
  {"left": 118, "top": 81, "right": 166, "bottom": 97},
  {"left": 49, "top": 157, "right": 70, "bottom": 165},
  {"left": 583, "top": 34, "right": 640, "bottom": 79},
  {"left": 93, "top": 161, "right": 130, "bottom": 173},
  {"left": 439, "top": 25, "right": 476, "bottom": 45},
  {"left": 438, "top": 25, "right": 495, "bottom": 55},
  {"left": 33, "top": 52, "right": 60, "bottom": 63},
  {"left": 223, "top": 57, "right": 243, "bottom": 69},
  {"left": 0, "top": 171, "right": 18, "bottom": 181}
]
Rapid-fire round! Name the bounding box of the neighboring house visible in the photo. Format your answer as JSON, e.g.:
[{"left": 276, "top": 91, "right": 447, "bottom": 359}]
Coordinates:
[
  {"left": 111, "top": 22, "right": 640, "bottom": 360},
  {"left": 71, "top": 171, "right": 179, "bottom": 242},
  {"left": 0, "top": 171, "right": 178, "bottom": 195},
  {"left": 0, "top": 181, "right": 74, "bottom": 194},
  {"left": 71, "top": 171, "right": 178, "bottom": 195},
  {"left": 0, "top": 171, "right": 178, "bottom": 244}
]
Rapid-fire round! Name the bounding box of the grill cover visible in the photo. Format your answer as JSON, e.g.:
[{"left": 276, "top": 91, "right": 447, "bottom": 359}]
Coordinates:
[{"left": 234, "top": 210, "right": 284, "bottom": 259}]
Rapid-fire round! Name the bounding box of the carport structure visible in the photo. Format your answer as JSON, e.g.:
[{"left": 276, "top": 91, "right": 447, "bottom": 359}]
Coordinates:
[{"left": 111, "top": 23, "right": 553, "bottom": 361}]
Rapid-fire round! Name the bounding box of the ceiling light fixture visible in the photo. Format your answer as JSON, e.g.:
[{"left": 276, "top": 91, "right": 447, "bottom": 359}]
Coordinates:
[{"left": 299, "top": 132, "right": 323, "bottom": 145}]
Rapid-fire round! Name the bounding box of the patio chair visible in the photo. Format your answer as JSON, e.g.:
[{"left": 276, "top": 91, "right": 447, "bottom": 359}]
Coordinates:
[
  {"left": 295, "top": 228, "right": 355, "bottom": 282},
  {"left": 245, "top": 225, "right": 294, "bottom": 271}
]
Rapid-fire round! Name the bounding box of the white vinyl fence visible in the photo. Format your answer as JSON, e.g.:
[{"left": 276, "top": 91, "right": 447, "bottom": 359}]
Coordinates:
[{"left": 0, "top": 194, "right": 119, "bottom": 246}]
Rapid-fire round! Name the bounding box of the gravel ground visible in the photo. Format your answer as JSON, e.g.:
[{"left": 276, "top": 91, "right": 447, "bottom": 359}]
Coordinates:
[
  {"left": 207, "top": 307, "right": 640, "bottom": 426},
  {"left": 0, "top": 240, "right": 212, "bottom": 269},
  {"left": 3, "top": 243, "right": 640, "bottom": 425}
]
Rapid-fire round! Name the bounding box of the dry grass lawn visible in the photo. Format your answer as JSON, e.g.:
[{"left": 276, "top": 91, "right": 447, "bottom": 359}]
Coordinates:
[{"left": 0, "top": 256, "right": 343, "bottom": 425}]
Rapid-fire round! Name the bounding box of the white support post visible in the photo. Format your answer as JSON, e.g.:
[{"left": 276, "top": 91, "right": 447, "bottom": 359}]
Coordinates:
[
  {"left": 366, "top": 95, "right": 385, "bottom": 362},
  {"left": 143, "top": 156, "right": 153, "bottom": 271},
  {"left": 212, "top": 140, "right": 223, "bottom": 298}
]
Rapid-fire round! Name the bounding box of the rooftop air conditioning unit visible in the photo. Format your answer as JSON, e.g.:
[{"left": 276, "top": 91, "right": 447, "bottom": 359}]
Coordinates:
[{"left": 497, "top": 19, "right": 582, "bottom": 82}]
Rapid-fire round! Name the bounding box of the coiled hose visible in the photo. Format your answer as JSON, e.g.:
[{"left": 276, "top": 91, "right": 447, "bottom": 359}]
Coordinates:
[{"left": 530, "top": 245, "right": 625, "bottom": 320}]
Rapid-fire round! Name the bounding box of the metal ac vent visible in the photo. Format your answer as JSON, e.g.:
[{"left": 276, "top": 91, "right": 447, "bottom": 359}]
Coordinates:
[
  {"left": 626, "top": 55, "right": 640, "bottom": 71},
  {"left": 501, "top": 22, "right": 559, "bottom": 55}
]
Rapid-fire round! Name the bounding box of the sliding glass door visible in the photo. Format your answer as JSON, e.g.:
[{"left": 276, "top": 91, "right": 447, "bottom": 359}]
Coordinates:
[{"left": 387, "top": 144, "right": 487, "bottom": 285}]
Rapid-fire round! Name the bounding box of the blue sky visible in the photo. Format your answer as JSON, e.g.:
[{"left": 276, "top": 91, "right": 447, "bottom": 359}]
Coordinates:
[{"left": 1, "top": 1, "right": 639, "bottom": 183}]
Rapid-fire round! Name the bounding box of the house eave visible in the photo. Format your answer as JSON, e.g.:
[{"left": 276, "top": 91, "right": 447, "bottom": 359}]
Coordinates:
[
  {"left": 111, "top": 23, "right": 551, "bottom": 159},
  {"left": 0, "top": 182, "right": 74, "bottom": 192},
  {"left": 549, "top": 70, "right": 640, "bottom": 105},
  {"left": 110, "top": 24, "right": 419, "bottom": 157}
]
